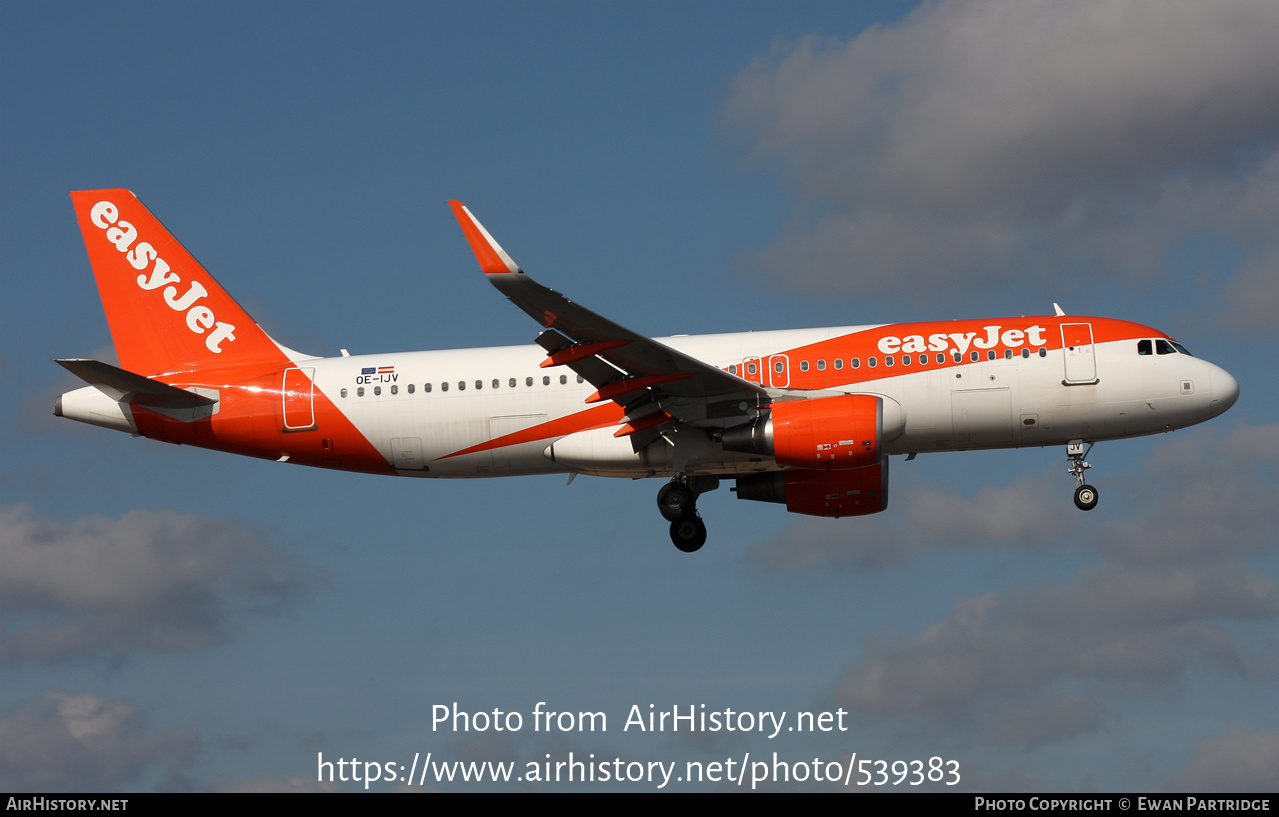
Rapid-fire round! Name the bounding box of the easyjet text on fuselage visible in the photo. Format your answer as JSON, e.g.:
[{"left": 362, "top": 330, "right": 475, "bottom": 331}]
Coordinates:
[{"left": 876, "top": 325, "right": 1049, "bottom": 357}]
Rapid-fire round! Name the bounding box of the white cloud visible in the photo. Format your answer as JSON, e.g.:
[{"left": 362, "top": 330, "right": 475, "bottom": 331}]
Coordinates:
[
  {"left": 0, "top": 504, "right": 328, "bottom": 666},
  {"left": 0, "top": 691, "right": 197, "bottom": 791}
]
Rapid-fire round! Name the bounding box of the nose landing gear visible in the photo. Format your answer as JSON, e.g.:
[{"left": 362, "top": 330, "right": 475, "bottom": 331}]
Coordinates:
[
  {"left": 1067, "top": 439, "right": 1099, "bottom": 511},
  {"left": 657, "top": 477, "right": 717, "bottom": 552}
]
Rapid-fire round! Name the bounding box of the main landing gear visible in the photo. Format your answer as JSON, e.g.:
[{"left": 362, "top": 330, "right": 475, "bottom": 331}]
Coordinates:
[
  {"left": 1067, "top": 439, "right": 1099, "bottom": 511},
  {"left": 658, "top": 477, "right": 717, "bottom": 552}
]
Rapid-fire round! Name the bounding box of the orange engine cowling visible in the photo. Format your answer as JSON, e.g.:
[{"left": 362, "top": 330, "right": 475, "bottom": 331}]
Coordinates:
[
  {"left": 735, "top": 459, "right": 889, "bottom": 518},
  {"left": 721, "top": 394, "right": 886, "bottom": 470}
]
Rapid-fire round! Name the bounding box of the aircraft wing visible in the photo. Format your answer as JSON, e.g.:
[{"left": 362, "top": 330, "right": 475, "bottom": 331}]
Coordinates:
[{"left": 449, "top": 202, "right": 768, "bottom": 439}]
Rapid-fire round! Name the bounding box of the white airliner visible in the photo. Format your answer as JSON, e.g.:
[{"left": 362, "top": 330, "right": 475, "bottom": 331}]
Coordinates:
[{"left": 56, "top": 190, "right": 1239, "bottom": 551}]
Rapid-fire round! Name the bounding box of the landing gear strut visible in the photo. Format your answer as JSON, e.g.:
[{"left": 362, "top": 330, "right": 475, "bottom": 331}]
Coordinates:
[
  {"left": 658, "top": 476, "right": 718, "bottom": 552},
  {"left": 1067, "top": 439, "right": 1099, "bottom": 511}
]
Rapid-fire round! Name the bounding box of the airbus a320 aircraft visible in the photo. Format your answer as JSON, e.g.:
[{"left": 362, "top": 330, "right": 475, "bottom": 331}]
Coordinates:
[{"left": 57, "top": 190, "right": 1239, "bottom": 552}]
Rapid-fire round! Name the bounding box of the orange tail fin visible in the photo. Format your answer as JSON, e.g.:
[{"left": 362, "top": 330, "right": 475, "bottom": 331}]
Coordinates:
[{"left": 70, "top": 189, "right": 287, "bottom": 375}]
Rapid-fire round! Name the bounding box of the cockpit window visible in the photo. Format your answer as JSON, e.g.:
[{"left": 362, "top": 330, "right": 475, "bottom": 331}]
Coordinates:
[
  {"left": 1156, "top": 339, "right": 1177, "bottom": 355},
  {"left": 1172, "top": 341, "right": 1193, "bottom": 357},
  {"left": 1138, "top": 339, "right": 1152, "bottom": 356}
]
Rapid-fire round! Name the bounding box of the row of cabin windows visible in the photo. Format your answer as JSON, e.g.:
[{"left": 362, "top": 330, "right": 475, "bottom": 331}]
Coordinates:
[
  {"left": 340, "top": 373, "right": 585, "bottom": 399},
  {"left": 729, "top": 347, "right": 1049, "bottom": 376}
]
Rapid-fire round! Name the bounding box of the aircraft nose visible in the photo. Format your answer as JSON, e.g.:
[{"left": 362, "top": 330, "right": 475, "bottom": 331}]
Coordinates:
[{"left": 1211, "top": 365, "right": 1239, "bottom": 414}]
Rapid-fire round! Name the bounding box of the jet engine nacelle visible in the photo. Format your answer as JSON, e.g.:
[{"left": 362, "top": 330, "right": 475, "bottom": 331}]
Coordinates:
[
  {"left": 721, "top": 394, "right": 903, "bottom": 469},
  {"left": 735, "top": 459, "right": 889, "bottom": 518}
]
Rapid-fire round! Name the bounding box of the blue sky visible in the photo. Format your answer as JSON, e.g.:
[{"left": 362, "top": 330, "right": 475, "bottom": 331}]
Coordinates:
[{"left": 2, "top": 0, "right": 1276, "bottom": 791}]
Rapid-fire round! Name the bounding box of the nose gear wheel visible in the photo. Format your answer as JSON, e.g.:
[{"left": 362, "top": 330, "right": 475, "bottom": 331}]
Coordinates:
[{"left": 1066, "top": 440, "right": 1099, "bottom": 512}]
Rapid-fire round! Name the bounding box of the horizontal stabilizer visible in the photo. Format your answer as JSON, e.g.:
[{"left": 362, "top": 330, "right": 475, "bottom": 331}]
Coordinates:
[{"left": 56, "top": 359, "right": 216, "bottom": 409}]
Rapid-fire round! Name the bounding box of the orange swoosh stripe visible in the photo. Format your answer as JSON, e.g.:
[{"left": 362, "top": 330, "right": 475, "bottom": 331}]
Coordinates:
[{"left": 436, "top": 403, "right": 623, "bottom": 460}]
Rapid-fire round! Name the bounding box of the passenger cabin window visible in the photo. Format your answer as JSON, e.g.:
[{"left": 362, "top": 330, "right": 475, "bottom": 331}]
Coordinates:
[
  {"left": 800, "top": 360, "right": 810, "bottom": 372},
  {"left": 1038, "top": 348, "right": 1047, "bottom": 357},
  {"left": 408, "top": 384, "right": 415, "bottom": 394},
  {"left": 525, "top": 377, "right": 533, "bottom": 387},
  {"left": 543, "top": 376, "right": 550, "bottom": 386},
  {"left": 425, "top": 383, "right": 433, "bottom": 392},
  {"left": 919, "top": 354, "right": 928, "bottom": 365},
  {"left": 852, "top": 358, "right": 861, "bottom": 369},
  {"left": 559, "top": 375, "right": 568, "bottom": 385},
  {"left": 970, "top": 351, "right": 980, "bottom": 362},
  {"left": 1138, "top": 339, "right": 1153, "bottom": 355},
  {"left": 390, "top": 385, "right": 398, "bottom": 395},
  {"left": 340, "top": 388, "right": 348, "bottom": 398},
  {"left": 868, "top": 357, "right": 878, "bottom": 368},
  {"left": 374, "top": 386, "right": 381, "bottom": 396},
  {"left": 885, "top": 356, "right": 894, "bottom": 367},
  {"left": 357, "top": 387, "right": 365, "bottom": 397},
  {"left": 492, "top": 379, "right": 500, "bottom": 389},
  {"left": 817, "top": 359, "right": 826, "bottom": 371},
  {"left": 834, "top": 359, "right": 844, "bottom": 370},
  {"left": 441, "top": 382, "right": 448, "bottom": 392},
  {"left": 1021, "top": 348, "right": 1030, "bottom": 358},
  {"left": 1004, "top": 349, "right": 1013, "bottom": 359},
  {"left": 458, "top": 381, "right": 465, "bottom": 391}
]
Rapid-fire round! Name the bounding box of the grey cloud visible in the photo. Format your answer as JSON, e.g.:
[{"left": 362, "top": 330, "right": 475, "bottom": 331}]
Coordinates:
[
  {"left": 0, "top": 691, "right": 197, "bottom": 791},
  {"left": 1218, "top": 254, "right": 1279, "bottom": 335},
  {"left": 1093, "top": 423, "right": 1279, "bottom": 565},
  {"left": 1005, "top": 565, "right": 1277, "bottom": 631},
  {"left": 789, "top": 423, "right": 1279, "bottom": 747},
  {"left": 746, "top": 472, "right": 1075, "bottom": 572},
  {"left": 731, "top": 1, "right": 1279, "bottom": 209},
  {"left": 0, "top": 504, "right": 328, "bottom": 666},
  {"left": 749, "top": 422, "right": 1278, "bottom": 572},
  {"left": 1174, "top": 726, "right": 1279, "bottom": 792},
  {"left": 218, "top": 776, "right": 338, "bottom": 793},
  {"left": 833, "top": 563, "right": 1276, "bottom": 746},
  {"left": 723, "top": 0, "right": 1279, "bottom": 319}
]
